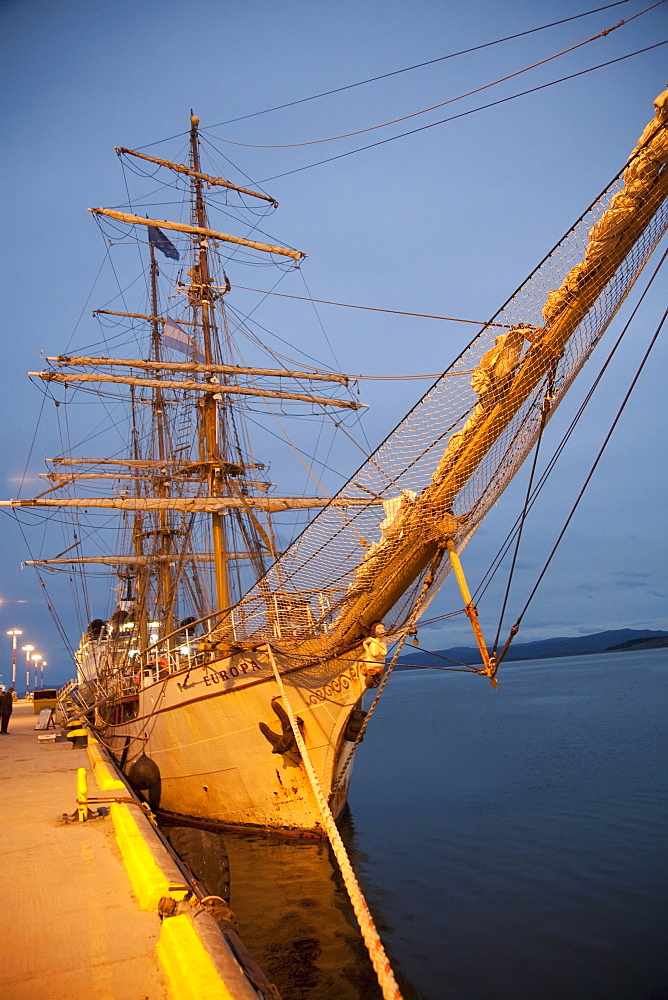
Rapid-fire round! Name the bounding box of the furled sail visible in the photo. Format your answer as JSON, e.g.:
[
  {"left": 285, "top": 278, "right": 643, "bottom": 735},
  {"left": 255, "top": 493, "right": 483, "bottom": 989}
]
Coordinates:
[
  {"left": 26, "top": 554, "right": 216, "bottom": 566},
  {"left": 29, "top": 370, "right": 362, "bottom": 409},
  {"left": 2, "top": 496, "right": 386, "bottom": 512},
  {"left": 49, "top": 356, "right": 351, "bottom": 386},
  {"left": 114, "top": 146, "right": 279, "bottom": 206},
  {"left": 88, "top": 208, "right": 305, "bottom": 261}
]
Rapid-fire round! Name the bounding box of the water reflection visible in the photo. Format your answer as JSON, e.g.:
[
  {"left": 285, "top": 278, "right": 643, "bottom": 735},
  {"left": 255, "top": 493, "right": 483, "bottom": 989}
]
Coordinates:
[
  {"left": 163, "top": 824, "right": 231, "bottom": 901},
  {"left": 162, "top": 814, "right": 400, "bottom": 1000}
]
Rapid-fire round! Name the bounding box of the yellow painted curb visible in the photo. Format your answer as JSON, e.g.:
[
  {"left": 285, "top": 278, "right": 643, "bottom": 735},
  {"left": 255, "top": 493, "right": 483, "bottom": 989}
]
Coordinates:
[
  {"left": 157, "top": 915, "right": 236, "bottom": 1000},
  {"left": 79, "top": 740, "right": 255, "bottom": 998},
  {"left": 87, "top": 737, "right": 126, "bottom": 791},
  {"left": 85, "top": 743, "right": 257, "bottom": 997},
  {"left": 110, "top": 802, "right": 189, "bottom": 910}
]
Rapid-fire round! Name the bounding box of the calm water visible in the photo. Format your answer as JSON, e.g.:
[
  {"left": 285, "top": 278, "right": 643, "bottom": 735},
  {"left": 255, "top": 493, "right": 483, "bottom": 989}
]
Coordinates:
[{"left": 166, "top": 649, "right": 668, "bottom": 1000}]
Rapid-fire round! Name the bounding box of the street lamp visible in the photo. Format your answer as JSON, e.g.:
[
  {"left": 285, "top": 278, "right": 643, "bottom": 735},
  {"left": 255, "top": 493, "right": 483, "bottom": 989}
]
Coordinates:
[
  {"left": 40, "top": 661, "right": 47, "bottom": 687},
  {"left": 6, "top": 629, "right": 23, "bottom": 689},
  {"left": 31, "top": 654, "right": 42, "bottom": 693},
  {"left": 22, "top": 645, "right": 34, "bottom": 697}
]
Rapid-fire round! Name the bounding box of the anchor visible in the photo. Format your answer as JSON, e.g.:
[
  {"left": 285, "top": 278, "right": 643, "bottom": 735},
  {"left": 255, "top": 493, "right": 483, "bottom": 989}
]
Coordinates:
[{"left": 258, "top": 697, "right": 303, "bottom": 759}]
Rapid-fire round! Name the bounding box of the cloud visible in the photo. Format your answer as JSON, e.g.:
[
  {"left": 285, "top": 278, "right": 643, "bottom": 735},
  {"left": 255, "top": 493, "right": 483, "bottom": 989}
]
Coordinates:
[
  {"left": 611, "top": 570, "right": 651, "bottom": 580},
  {"left": 5, "top": 475, "right": 42, "bottom": 485},
  {"left": 573, "top": 580, "right": 608, "bottom": 594}
]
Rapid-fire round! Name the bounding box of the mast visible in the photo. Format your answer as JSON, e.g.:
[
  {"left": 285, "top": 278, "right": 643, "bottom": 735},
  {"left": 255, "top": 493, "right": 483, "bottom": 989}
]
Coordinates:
[
  {"left": 128, "top": 381, "right": 148, "bottom": 650},
  {"left": 189, "top": 113, "right": 229, "bottom": 612},
  {"left": 149, "top": 241, "right": 176, "bottom": 637}
]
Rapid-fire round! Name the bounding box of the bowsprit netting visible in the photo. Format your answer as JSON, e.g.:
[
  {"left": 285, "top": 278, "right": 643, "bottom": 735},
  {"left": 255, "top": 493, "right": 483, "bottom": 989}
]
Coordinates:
[{"left": 213, "top": 104, "right": 668, "bottom": 659}]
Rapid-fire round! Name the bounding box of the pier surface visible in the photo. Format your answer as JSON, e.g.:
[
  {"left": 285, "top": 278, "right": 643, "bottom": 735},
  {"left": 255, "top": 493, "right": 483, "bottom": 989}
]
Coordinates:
[{"left": 0, "top": 700, "right": 170, "bottom": 1000}]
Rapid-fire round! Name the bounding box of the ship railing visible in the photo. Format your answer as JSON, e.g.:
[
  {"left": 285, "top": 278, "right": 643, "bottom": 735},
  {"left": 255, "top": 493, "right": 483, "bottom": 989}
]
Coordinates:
[
  {"left": 80, "top": 612, "right": 219, "bottom": 692},
  {"left": 133, "top": 612, "right": 221, "bottom": 684},
  {"left": 114, "top": 588, "right": 349, "bottom": 688}
]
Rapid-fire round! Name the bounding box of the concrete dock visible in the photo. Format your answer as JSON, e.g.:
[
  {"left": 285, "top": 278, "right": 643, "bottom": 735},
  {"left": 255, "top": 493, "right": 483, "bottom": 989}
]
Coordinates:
[
  {"left": 0, "top": 700, "right": 171, "bottom": 999},
  {"left": 0, "top": 701, "right": 271, "bottom": 1000}
]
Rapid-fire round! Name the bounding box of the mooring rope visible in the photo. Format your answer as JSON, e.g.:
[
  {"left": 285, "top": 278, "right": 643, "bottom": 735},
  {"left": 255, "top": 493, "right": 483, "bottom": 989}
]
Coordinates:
[{"left": 266, "top": 645, "right": 404, "bottom": 1000}]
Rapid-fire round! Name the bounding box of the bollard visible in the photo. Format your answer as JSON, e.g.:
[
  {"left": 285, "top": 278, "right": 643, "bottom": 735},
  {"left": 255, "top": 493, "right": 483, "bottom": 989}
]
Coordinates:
[{"left": 77, "top": 767, "right": 88, "bottom": 822}]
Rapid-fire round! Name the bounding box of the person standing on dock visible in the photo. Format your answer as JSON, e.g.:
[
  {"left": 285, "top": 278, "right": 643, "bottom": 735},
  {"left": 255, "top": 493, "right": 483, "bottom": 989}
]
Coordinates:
[{"left": 0, "top": 686, "right": 14, "bottom": 733}]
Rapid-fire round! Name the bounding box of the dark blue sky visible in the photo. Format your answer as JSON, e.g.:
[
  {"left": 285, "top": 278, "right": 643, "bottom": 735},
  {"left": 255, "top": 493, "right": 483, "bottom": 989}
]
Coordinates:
[{"left": 1, "top": 0, "right": 666, "bottom": 687}]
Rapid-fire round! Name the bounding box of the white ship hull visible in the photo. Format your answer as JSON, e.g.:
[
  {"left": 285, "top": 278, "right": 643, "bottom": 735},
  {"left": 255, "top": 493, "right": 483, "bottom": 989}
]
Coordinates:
[{"left": 89, "top": 645, "right": 371, "bottom": 835}]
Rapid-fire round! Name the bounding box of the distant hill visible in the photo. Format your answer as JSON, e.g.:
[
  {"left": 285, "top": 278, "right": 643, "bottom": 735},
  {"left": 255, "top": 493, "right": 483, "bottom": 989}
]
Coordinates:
[
  {"left": 607, "top": 635, "right": 668, "bottom": 651},
  {"left": 397, "top": 629, "right": 668, "bottom": 669}
]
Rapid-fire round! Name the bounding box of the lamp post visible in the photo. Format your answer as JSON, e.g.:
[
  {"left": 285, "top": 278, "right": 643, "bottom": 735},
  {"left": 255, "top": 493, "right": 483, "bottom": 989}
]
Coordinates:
[
  {"left": 31, "top": 655, "right": 42, "bottom": 693},
  {"left": 40, "top": 661, "right": 47, "bottom": 687},
  {"left": 6, "top": 629, "right": 23, "bottom": 689},
  {"left": 22, "top": 645, "right": 34, "bottom": 697}
]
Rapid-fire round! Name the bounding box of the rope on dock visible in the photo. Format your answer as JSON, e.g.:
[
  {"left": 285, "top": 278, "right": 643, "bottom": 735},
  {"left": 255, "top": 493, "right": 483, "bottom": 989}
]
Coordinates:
[{"left": 266, "top": 645, "right": 404, "bottom": 1000}]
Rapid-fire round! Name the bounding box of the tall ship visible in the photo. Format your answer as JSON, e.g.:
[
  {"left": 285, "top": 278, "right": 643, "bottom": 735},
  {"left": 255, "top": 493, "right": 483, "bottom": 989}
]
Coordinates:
[{"left": 4, "top": 91, "right": 667, "bottom": 835}]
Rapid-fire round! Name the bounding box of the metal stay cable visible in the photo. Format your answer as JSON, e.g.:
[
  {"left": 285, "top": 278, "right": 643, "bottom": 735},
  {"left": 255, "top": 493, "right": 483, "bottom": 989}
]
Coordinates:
[
  {"left": 498, "top": 300, "right": 668, "bottom": 663},
  {"left": 266, "top": 645, "right": 403, "bottom": 1000},
  {"left": 329, "top": 633, "right": 408, "bottom": 797},
  {"left": 206, "top": 1, "right": 633, "bottom": 129},
  {"left": 331, "top": 548, "right": 445, "bottom": 795},
  {"left": 492, "top": 369, "right": 556, "bottom": 656},
  {"left": 218, "top": 4, "right": 658, "bottom": 149},
  {"left": 260, "top": 41, "right": 667, "bottom": 183}
]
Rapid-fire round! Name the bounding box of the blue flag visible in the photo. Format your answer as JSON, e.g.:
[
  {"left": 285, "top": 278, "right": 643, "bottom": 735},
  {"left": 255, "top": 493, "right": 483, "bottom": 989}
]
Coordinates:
[{"left": 148, "top": 225, "right": 180, "bottom": 261}]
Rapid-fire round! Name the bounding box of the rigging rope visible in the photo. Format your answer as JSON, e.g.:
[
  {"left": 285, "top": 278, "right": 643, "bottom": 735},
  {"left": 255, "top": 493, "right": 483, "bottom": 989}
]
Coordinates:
[
  {"left": 266, "top": 645, "right": 403, "bottom": 1000},
  {"left": 396, "top": 640, "right": 482, "bottom": 671},
  {"left": 232, "top": 283, "right": 510, "bottom": 329}
]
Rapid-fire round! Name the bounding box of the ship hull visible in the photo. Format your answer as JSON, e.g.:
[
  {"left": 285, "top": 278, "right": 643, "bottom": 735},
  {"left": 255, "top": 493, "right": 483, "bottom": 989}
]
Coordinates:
[{"left": 92, "top": 646, "right": 369, "bottom": 835}]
